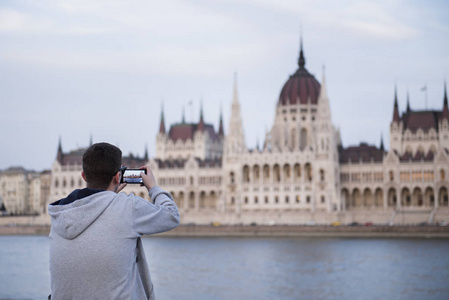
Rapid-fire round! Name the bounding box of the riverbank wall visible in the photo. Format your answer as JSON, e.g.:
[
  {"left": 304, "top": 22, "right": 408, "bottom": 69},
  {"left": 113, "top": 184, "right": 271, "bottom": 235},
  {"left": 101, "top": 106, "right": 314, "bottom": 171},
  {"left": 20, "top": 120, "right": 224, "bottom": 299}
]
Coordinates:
[{"left": 1, "top": 224, "right": 449, "bottom": 239}]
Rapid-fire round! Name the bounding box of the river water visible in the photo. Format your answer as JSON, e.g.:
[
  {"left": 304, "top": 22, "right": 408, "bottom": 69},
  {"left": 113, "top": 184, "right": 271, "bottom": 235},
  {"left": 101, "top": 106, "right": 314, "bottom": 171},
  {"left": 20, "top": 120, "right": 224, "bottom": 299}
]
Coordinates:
[{"left": 0, "top": 235, "right": 448, "bottom": 300}]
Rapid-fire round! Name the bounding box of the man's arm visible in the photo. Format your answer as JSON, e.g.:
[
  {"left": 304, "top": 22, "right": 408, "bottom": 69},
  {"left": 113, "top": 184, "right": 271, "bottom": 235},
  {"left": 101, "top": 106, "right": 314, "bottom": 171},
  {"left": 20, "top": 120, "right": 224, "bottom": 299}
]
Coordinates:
[{"left": 131, "top": 166, "right": 180, "bottom": 235}]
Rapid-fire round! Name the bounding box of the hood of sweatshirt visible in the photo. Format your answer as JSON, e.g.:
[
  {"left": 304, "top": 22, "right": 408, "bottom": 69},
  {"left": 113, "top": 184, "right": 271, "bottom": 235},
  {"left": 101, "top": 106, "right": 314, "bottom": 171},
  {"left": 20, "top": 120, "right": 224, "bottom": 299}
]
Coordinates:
[{"left": 48, "top": 189, "right": 117, "bottom": 240}]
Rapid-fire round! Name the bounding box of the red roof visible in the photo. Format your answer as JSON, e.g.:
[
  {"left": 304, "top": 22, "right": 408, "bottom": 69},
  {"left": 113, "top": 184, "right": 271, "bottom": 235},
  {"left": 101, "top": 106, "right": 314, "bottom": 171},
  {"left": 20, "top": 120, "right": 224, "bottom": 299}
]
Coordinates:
[
  {"left": 278, "top": 44, "right": 321, "bottom": 106},
  {"left": 399, "top": 150, "right": 434, "bottom": 162},
  {"left": 168, "top": 123, "right": 219, "bottom": 142},
  {"left": 279, "top": 68, "right": 321, "bottom": 106},
  {"left": 155, "top": 158, "right": 222, "bottom": 169},
  {"left": 339, "top": 143, "right": 384, "bottom": 164},
  {"left": 57, "top": 147, "right": 146, "bottom": 167},
  {"left": 401, "top": 110, "right": 441, "bottom": 133}
]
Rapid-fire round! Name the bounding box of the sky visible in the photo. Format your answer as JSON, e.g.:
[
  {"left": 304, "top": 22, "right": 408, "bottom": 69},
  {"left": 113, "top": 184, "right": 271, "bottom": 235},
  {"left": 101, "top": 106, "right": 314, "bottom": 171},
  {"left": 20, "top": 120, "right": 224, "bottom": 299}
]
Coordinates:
[{"left": 0, "top": 0, "right": 448, "bottom": 171}]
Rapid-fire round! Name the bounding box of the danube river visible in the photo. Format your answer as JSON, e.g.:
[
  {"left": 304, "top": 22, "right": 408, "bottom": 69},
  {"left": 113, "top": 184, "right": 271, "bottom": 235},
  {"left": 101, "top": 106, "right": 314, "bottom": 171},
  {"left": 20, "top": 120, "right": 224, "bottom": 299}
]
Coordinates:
[{"left": 1, "top": 235, "right": 448, "bottom": 300}]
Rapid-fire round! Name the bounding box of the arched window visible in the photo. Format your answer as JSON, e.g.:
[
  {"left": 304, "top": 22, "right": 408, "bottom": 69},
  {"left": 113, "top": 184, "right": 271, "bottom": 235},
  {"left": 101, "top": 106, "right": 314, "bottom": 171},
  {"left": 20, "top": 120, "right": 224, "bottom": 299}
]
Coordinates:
[
  {"left": 319, "top": 169, "right": 325, "bottom": 181},
  {"left": 388, "top": 188, "right": 396, "bottom": 207},
  {"left": 178, "top": 192, "right": 185, "bottom": 209},
  {"left": 230, "top": 172, "right": 235, "bottom": 184},
  {"left": 253, "top": 165, "right": 260, "bottom": 183},
  {"left": 300, "top": 128, "right": 307, "bottom": 150},
  {"left": 283, "top": 164, "right": 291, "bottom": 181},
  {"left": 401, "top": 188, "right": 411, "bottom": 207},
  {"left": 389, "top": 171, "right": 394, "bottom": 181},
  {"left": 243, "top": 165, "right": 250, "bottom": 183},
  {"left": 294, "top": 164, "right": 301, "bottom": 182},
  {"left": 273, "top": 165, "right": 281, "bottom": 183},
  {"left": 290, "top": 128, "right": 296, "bottom": 150},
  {"left": 200, "top": 191, "right": 206, "bottom": 208},
  {"left": 208, "top": 191, "right": 217, "bottom": 209},
  {"left": 305, "top": 163, "right": 312, "bottom": 181},
  {"left": 263, "top": 165, "right": 270, "bottom": 182},
  {"left": 441, "top": 169, "right": 446, "bottom": 181},
  {"left": 54, "top": 179, "right": 59, "bottom": 188},
  {"left": 188, "top": 192, "right": 195, "bottom": 209}
]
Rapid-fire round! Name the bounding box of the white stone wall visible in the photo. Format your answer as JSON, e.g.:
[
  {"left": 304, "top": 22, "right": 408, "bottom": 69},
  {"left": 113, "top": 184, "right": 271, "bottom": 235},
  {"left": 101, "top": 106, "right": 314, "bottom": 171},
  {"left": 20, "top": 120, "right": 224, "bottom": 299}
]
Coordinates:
[
  {"left": 49, "top": 161, "right": 85, "bottom": 206},
  {"left": 0, "top": 169, "right": 44, "bottom": 215}
]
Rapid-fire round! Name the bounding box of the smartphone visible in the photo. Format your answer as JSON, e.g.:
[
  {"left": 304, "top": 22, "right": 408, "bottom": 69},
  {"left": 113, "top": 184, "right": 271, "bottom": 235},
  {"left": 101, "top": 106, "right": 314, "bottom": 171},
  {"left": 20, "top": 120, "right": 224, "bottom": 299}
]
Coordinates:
[{"left": 120, "top": 168, "right": 147, "bottom": 184}]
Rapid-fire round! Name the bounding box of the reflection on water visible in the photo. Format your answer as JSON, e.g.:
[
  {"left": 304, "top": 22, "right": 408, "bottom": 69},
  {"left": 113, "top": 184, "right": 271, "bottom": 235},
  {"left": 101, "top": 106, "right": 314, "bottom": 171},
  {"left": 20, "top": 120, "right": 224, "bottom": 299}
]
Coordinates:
[{"left": 1, "top": 236, "right": 449, "bottom": 300}]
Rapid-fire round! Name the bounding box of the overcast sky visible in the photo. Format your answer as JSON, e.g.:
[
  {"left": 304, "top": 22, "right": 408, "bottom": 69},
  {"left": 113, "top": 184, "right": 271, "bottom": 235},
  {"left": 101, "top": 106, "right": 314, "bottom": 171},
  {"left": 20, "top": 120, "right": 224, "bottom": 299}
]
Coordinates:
[{"left": 1, "top": 0, "right": 448, "bottom": 171}]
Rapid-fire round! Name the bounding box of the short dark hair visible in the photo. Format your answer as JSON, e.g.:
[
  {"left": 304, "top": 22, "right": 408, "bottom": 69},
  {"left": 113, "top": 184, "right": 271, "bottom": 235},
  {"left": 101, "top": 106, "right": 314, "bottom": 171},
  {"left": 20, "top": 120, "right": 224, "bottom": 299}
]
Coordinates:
[{"left": 82, "top": 143, "right": 122, "bottom": 189}]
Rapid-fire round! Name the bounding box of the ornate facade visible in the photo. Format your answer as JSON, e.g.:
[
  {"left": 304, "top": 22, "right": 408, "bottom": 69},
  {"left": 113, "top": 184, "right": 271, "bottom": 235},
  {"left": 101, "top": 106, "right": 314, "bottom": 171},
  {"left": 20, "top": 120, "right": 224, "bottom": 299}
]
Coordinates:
[{"left": 44, "top": 41, "right": 449, "bottom": 225}]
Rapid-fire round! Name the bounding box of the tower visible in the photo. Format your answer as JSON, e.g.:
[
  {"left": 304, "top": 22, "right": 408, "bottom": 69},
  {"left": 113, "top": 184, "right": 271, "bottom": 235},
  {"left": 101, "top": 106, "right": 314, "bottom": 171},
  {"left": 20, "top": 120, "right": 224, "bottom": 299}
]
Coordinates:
[{"left": 224, "top": 73, "right": 246, "bottom": 158}]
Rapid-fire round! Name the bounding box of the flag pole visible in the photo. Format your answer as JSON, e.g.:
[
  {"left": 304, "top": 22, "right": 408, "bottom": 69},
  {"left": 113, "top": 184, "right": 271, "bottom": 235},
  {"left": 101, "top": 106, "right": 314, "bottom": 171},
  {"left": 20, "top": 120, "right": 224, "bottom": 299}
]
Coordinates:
[
  {"left": 425, "top": 84, "right": 428, "bottom": 109},
  {"left": 421, "top": 85, "right": 428, "bottom": 109}
]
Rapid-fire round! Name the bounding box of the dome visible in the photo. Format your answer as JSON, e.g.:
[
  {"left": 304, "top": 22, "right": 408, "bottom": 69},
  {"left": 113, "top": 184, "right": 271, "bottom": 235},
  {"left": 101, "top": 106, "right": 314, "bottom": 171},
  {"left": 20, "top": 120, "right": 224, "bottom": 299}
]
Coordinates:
[{"left": 278, "top": 44, "right": 321, "bottom": 106}]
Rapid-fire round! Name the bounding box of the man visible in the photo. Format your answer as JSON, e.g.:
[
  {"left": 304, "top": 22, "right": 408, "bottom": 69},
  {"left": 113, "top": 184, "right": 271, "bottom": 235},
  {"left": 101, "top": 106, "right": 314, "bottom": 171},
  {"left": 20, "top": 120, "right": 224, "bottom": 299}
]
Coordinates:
[{"left": 48, "top": 142, "right": 179, "bottom": 299}]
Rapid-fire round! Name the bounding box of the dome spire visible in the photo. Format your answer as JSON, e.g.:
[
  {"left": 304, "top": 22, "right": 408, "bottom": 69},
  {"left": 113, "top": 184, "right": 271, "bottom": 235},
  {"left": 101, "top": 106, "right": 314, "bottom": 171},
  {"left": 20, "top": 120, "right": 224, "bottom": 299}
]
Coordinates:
[{"left": 298, "top": 33, "right": 305, "bottom": 69}]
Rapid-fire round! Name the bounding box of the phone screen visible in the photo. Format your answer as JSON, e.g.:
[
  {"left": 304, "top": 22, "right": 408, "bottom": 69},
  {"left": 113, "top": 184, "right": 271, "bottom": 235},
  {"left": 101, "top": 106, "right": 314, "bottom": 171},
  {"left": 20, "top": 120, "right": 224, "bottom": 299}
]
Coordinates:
[{"left": 121, "top": 169, "right": 146, "bottom": 184}]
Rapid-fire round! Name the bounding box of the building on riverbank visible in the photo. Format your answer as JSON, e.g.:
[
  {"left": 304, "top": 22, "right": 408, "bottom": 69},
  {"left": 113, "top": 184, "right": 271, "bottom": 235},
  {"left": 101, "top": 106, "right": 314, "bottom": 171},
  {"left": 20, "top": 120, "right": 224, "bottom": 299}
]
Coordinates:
[
  {"left": 4, "top": 40, "right": 448, "bottom": 226},
  {"left": 0, "top": 167, "right": 51, "bottom": 215}
]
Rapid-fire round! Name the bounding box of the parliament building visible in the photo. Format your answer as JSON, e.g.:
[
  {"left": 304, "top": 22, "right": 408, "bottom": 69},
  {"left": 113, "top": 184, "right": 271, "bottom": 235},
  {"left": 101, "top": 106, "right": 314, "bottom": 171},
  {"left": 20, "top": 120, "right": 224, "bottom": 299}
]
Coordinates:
[{"left": 46, "top": 42, "right": 449, "bottom": 225}]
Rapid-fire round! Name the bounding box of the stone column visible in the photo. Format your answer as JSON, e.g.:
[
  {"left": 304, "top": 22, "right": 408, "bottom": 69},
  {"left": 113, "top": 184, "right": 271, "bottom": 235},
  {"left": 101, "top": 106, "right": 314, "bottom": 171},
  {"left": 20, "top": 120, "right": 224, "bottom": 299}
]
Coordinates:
[
  {"left": 435, "top": 185, "right": 439, "bottom": 209},
  {"left": 194, "top": 190, "right": 200, "bottom": 212}
]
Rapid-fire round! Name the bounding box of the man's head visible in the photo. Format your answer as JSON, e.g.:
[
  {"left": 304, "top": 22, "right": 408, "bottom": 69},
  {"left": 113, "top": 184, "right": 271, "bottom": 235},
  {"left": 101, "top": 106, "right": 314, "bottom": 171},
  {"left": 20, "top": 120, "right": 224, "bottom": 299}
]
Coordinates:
[{"left": 82, "top": 142, "right": 122, "bottom": 190}]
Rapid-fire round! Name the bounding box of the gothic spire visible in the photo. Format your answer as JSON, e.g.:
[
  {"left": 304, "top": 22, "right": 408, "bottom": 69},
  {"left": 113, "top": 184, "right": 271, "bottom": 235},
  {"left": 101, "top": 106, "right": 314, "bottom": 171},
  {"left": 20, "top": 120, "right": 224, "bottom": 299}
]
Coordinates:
[
  {"left": 144, "top": 144, "right": 149, "bottom": 161},
  {"left": 182, "top": 106, "right": 185, "bottom": 124},
  {"left": 443, "top": 80, "right": 449, "bottom": 120},
  {"left": 319, "top": 65, "right": 328, "bottom": 100},
  {"left": 198, "top": 100, "right": 204, "bottom": 131},
  {"left": 57, "top": 136, "right": 63, "bottom": 163},
  {"left": 159, "top": 103, "right": 166, "bottom": 134},
  {"left": 218, "top": 105, "right": 224, "bottom": 136},
  {"left": 226, "top": 72, "right": 246, "bottom": 155},
  {"left": 393, "top": 85, "right": 400, "bottom": 122},
  {"left": 233, "top": 72, "right": 239, "bottom": 104},
  {"left": 406, "top": 90, "right": 411, "bottom": 112},
  {"left": 380, "top": 133, "right": 384, "bottom": 152}
]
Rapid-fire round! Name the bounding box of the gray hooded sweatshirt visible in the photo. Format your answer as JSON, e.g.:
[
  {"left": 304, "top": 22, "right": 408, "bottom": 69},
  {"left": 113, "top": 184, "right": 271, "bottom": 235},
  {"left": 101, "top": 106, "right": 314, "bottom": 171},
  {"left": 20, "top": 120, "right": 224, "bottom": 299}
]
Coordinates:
[{"left": 48, "top": 186, "right": 179, "bottom": 300}]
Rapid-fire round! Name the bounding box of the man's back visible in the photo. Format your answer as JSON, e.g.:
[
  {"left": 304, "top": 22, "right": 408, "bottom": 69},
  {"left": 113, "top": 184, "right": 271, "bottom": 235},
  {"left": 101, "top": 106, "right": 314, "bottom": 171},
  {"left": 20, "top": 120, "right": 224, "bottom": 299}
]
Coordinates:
[{"left": 49, "top": 187, "right": 179, "bottom": 299}]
